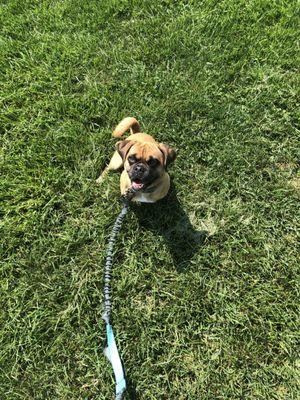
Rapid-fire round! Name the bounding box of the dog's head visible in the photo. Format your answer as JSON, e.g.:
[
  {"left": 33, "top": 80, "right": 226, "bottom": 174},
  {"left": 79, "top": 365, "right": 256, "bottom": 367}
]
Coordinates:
[{"left": 116, "top": 140, "right": 176, "bottom": 190}]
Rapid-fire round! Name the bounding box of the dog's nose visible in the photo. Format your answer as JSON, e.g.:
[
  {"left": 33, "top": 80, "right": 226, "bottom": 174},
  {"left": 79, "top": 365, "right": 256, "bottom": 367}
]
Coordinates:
[
  {"left": 131, "top": 163, "right": 147, "bottom": 180},
  {"left": 133, "top": 163, "right": 146, "bottom": 174}
]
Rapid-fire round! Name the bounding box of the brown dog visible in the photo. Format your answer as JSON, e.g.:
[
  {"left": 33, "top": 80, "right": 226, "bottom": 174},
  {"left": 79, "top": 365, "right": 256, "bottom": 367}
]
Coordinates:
[{"left": 96, "top": 117, "right": 176, "bottom": 202}]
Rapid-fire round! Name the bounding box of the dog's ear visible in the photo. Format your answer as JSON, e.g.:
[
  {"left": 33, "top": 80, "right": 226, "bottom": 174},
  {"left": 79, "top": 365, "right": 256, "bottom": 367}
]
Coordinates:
[
  {"left": 116, "top": 140, "right": 134, "bottom": 161},
  {"left": 158, "top": 143, "right": 176, "bottom": 167}
]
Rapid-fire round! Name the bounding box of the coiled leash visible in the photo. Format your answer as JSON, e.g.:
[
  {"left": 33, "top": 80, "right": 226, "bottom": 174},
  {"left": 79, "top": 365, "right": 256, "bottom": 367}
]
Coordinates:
[{"left": 102, "top": 187, "right": 138, "bottom": 400}]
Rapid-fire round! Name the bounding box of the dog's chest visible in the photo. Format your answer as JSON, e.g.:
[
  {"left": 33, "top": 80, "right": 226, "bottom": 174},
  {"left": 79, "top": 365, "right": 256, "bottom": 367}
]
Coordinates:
[{"left": 134, "top": 192, "right": 155, "bottom": 203}]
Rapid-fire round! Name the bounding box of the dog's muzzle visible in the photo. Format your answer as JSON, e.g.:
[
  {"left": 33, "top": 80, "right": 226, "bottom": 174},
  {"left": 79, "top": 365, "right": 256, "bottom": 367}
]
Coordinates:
[{"left": 129, "top": 163, "right": 149, "bottom": 189}]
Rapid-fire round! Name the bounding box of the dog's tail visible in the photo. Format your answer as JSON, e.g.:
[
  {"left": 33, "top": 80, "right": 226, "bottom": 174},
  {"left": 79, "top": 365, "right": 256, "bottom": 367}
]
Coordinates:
[{"left": 112, "top": 117, "right": 140, "bottom": 137}]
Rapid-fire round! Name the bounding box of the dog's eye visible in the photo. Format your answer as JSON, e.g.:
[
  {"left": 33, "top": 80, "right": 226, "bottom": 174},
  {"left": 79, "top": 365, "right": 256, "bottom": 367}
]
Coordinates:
[
  {"left": 128, "top": 155, "right": 137, "bottom": 164},
  {"left": 147, "top": 158, "right": 159, "bottom": 167}
]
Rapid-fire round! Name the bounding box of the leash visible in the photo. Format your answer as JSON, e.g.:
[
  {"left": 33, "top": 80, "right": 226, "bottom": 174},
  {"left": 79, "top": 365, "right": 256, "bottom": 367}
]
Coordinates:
[{"left": 102, "top": 187, "right": 138, "bottom": 400}]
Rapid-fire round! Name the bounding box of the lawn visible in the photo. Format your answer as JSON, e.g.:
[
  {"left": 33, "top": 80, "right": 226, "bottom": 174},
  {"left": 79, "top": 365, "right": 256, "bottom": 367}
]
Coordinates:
[{"left": 1, "top": 0, "right": 299, "bottom": 399}]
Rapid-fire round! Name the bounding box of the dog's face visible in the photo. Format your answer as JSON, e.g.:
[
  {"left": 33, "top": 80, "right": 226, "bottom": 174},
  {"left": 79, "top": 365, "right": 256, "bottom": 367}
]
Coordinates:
[{"left": 116, "top": 140, "right": 176, "bottom": 190}]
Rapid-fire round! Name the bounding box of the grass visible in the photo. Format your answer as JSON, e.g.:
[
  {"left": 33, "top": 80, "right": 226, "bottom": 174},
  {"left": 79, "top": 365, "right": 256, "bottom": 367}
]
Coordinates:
[{"left": 1, "top": 0, "right": 299, "bottom": 398}]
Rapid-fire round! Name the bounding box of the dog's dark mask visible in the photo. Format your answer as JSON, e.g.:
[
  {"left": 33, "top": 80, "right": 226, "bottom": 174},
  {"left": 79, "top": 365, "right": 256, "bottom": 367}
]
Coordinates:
[
  {"left": 127, "top": 154, "right": 161, "bottom": 189},
  {"left": 116, "top": 140, "right": 176, "bottom": 190}
]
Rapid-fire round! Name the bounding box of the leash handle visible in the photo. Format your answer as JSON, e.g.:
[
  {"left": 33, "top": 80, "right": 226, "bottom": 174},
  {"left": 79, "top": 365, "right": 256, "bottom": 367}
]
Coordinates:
[{"left": 104, "top": 323, "right": 126, "bottom": 399}]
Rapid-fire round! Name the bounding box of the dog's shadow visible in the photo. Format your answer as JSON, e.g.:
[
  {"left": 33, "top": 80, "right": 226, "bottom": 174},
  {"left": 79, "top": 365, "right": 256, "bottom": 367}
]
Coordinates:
[
  {"left": 130, "top": 183, "right": 207, "bottom": 272},
  {"left": 125, "top": 183, "right": 207, "bottom": 399}
]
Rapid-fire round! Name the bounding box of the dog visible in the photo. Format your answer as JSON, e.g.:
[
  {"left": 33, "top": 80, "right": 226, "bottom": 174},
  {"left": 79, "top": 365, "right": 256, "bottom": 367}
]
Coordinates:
[{"left": 96, "top": 117, "right": 176, "bottom": 203}]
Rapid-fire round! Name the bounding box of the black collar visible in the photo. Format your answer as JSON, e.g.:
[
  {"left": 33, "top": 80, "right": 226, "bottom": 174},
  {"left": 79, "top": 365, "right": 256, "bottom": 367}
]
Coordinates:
[{"left": 142, "top": 181, "right": 160, "bottom": 193}]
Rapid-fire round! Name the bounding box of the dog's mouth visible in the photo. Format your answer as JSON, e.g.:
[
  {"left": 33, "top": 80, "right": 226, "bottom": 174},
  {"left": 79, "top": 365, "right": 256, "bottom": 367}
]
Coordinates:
[{"left": 131, "top": 180, "right": 144, "bottom": 190}]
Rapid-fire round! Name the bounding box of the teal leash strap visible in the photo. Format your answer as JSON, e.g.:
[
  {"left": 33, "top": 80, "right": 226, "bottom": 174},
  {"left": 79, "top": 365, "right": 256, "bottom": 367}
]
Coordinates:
[
  {"left": 102, "top": 188, "right": 137, "bottom": 400},
  {"left": 104, "top": 322, "right": 127, "bottom": 399}
]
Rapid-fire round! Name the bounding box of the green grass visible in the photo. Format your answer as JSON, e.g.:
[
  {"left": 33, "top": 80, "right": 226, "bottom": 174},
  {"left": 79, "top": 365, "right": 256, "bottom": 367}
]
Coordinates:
[{"left": 1, "top": 0, "right": 299, "bottom": 398}]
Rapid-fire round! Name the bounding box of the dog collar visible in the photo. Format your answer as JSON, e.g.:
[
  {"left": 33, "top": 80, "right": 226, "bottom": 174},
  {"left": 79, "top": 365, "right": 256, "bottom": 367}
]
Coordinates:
[{"left": 142, "top": 185, "right": 156, "bottom": 193}]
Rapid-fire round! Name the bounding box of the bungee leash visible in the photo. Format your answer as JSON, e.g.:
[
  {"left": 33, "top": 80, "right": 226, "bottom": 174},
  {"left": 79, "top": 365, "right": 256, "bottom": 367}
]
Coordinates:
[{"left": 102, "top": 187, "right": 138, "bottom": 400}]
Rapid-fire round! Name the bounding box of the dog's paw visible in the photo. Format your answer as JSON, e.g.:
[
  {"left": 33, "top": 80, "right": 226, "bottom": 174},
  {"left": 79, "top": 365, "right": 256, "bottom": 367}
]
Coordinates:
[
  {"left": 96, "top": 175, "right": 104, "bottom": 184},
  {"left": 96, "top": 167, "right": 109, "bottom": 184}
]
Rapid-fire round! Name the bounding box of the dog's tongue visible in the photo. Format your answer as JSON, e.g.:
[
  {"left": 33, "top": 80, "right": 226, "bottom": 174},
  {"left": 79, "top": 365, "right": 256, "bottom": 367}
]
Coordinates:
[{"left": 132, "top": 181, "right": 144, "bottom": 190}]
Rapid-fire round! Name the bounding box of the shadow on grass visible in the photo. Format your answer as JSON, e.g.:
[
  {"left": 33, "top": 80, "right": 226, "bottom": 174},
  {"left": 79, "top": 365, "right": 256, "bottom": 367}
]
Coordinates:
[
  {"left": 123, "top": 183, "right": 208, "bottom": 399},
  {"left": 131, "top": 182, "right": 208, "bottom": 272},
  {"left": 126, "top": 377, "right": 138, "bottom": 400}
]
